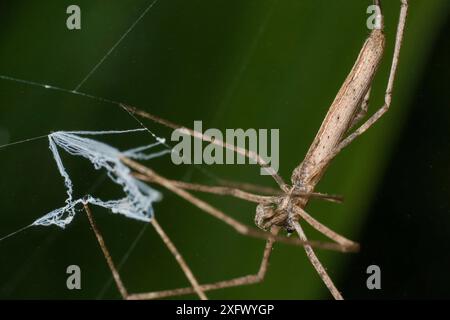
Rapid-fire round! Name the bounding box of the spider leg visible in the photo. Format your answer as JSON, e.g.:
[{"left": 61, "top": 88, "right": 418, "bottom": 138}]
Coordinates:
[
  {"left": 124, "top": 157, "right": 354, "bottom": 252},
  {"left": 84, "top": 204, "right": 128, "bottom": 299},
  {"left": 135, "top": 172, "right": 343, "bottom": 204},
  {"left": 128, "top": 228, "right": 277, "bottom": 300},
  {"left": 292, "top": 221, "right": 343, "bottom": 300},
  {"left": 84, "top": 204, "right": 207, "bottom": 300},
  {"left": 150, "top": 218, "right": 207, "bottom": 300},
  {"left": 121, "top": 104, "right": 289, "bottom": 192},
  {"left": 134, "top": 172, "right": 276, "bottom": 204},
  {"left": 293, "top": 206, "right": 359, "bottom": 251}
]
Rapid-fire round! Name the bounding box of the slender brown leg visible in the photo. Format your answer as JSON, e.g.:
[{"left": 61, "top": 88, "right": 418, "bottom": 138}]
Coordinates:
[
  {"left": 85, "top": 204, "right": 207, "bottom": 300},
  {"left": 150, "top": 219, "right": 207, "bottom": 300},
  {"left": 292, "top": 220, "right": 343, "bottom": 300},
  {"left": 190, "top": 175, "right": 341, "bottom": 202},
  {"left": 134, "top": 173, "right": 276, "bottom": 204},
  {"left": 128, "top": 227, "right": 277, "bottom": 300},
  {"left": 135, "top": 173, "right": 343, "bottom": 204},
  {"left": 121, "top": 104, "right": 288, "bottom": 191},
  {"left": 84, "top": 204, "right": 128, "bottom": 299},
  {"left": 214, "top": 178, "right": 283, "bottom": 196},
  {"left": 294, "top": 207, "right": 359, "bottom": 251},
  {"left": 124, "top": 157, "right": 353, "bottom": 252}
]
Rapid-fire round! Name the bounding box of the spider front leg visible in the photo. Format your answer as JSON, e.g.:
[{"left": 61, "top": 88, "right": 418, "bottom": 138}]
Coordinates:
[
  {"left": 134, "top": 173, "right": 344, "bottom": 205},
  {"left": 124, "top": 157, "right": 352, "bottom": 252},
  {"left": 121, "top": 103, "right": 289, "bottom": 192}
]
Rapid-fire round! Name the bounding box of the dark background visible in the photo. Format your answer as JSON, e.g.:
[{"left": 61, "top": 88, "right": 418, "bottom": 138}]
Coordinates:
[{"left": 0, "top": 0, "right": 449, "bottom": 299}]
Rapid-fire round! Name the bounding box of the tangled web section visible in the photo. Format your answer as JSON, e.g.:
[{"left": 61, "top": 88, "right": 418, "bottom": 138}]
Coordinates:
[{"left": 32, "top": 128, "right": 171, "bottom": 228}]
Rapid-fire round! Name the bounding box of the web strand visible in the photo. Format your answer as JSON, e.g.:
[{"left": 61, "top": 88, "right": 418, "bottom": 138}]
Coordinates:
[
  {"left": 73, "top": 0, "right": 160, "bottom": 91},
  {"left": 0, "top": 74, "right": 169, "bottom": 153},
  {"left": 0, "top": 74, "right": 227, "bottom": 191},
  {"left": 0, "top": 224, "right": 34, "bottom": 242},
  {"left": 0, "top": 134, "right": 49, "bottom": 151},
  {"left": 0, "top": 75, "right": 120, "bottom": 105}
]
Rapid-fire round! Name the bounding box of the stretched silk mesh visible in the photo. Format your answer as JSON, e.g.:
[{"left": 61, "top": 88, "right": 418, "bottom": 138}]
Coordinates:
[{"left": 32, "top": 129, "right": 171, "bottom": 228}]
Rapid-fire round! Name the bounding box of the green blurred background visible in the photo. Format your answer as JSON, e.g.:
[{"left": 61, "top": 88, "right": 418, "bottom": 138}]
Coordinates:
[{"left": 0, "top": 0, "right": 448, "bottom": 299}]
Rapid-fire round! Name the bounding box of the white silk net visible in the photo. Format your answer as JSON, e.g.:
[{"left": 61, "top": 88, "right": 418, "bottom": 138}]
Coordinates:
[{"left": 32, "top": 129, "right": 171, "bottom": 228}]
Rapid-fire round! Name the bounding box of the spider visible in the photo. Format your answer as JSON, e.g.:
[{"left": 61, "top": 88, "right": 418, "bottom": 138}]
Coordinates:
[
  {"left": 82, "top": 0, "right": 407, "bottom": 300},
  {"left": 0, "top": 0, "right": 409, "bottom": 301}
]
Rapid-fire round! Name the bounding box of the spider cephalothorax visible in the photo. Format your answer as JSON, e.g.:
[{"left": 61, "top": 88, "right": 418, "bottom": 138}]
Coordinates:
[{"left": 255, "top": 194, "right": 300, "bottom": 233}]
